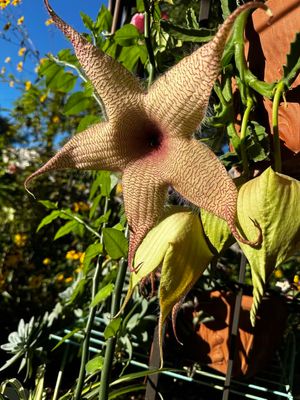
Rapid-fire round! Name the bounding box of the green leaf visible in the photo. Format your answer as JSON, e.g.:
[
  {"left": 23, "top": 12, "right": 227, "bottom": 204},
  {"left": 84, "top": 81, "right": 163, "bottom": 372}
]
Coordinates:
[
  {"left": 94, "top": 210, "right": 111, "bottom": 228},
  {"left": 91, "top": 283, "right": 114, "bottom": 307},
  {"left": 57, "top": 48, "right": 77, "bottom": 63},
  {"left": 89, "top": 194, "right": 102, "bottom": 219},
  {"left": 237, "top": 167, "right": 300, "bottom": 325},
  {"left": 108, "top": 384, "right": 145, "bottom": 400},
  {"left": 118, "top": 45, "right": 142, "bottom": 71},
  {"left": 36, "top": 210, "right": 61, "bottom": 232},
  {"left": 104, "top": 317, "right": 122, "bottom": 340},
  {"left": 63, "top": 92, "right": 91, "bottom": 115},
  {"left": 283, "top": 32, "right": 300, "bottom": 87},
  {"left": 83, "top": 243, "right": 103, "bottom": 270},
  {"left": 114, "top": 24, "right": 140, "bottom": 47},
  {"left": 85, "top": 356, "right": 104, "bottom": 374},
  {"left": 55, "top": 72, "right": 77, "bottom": 93},
  {"left": 185, "top": 8, "right": 199, "bottom": 29},
  {"left": 51, "top": 328, "right": 81, "bottom": 351},
  {"left": 160, "top": 20, "right": 213, "bottom": 43},
  {"left": 76, "top": 115, "right": 101, "bottom": 133},
  {"left": 68, "top": 278, "right": 86, "bottom": 304},
  {"left": 136, "top": 0, "right": 144, "bottom": 12},
  {"left": 110, "top": 369, "right": 170, "bottom": 386},
  {"left": 103, "top": 228, "right": 128, "bottom": 259},
  {"left": 54, "top": 220, "right": 79, "bottom": 240},
  {"left": 95, "top": 5, "right": 112, "bottom": 32},
  {"left": 38, "top": 200, "right": 58, "bottom": 209},
  {"left": 245, "top": 121, "right": 269, "bottom": 162},
  {"left": 80, "top": 12, "right": 94, "bottom": 32}
]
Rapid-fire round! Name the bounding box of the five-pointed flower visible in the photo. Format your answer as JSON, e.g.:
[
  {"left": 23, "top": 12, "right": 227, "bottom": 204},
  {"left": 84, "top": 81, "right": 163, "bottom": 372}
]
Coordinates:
[{"left": 25, "top": 1, "right": 269, "bottom": 268}]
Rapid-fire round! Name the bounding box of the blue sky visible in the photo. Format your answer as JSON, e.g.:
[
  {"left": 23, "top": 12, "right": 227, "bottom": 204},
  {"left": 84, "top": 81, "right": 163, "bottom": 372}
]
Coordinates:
[{"left": 0, "top": 0, "right": 106, "bottom": 113}]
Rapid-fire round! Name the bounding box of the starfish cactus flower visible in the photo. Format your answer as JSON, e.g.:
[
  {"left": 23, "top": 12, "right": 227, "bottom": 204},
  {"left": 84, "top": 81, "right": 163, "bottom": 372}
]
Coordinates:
[{"left": 25, "top": 1, "right": 270, "bottom": 268}]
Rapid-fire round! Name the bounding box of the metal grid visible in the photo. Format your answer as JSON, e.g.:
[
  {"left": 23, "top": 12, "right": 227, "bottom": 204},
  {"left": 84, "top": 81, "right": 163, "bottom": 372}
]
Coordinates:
[{"left": 50, "top": 316, "right": 295, "bottom": 400}]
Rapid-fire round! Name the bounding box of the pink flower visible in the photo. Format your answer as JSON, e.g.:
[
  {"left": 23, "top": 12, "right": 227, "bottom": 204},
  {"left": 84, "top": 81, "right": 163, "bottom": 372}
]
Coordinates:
[
  {"left": 130, "top": 13, "right": 144, "bottom": 34},
  {"left": 161, "top": 11, "right": 169, "bottom": 20}
]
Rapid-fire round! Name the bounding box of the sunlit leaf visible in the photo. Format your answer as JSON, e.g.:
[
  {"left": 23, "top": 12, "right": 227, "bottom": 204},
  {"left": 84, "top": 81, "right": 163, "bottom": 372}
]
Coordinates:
[
  {"left": 83, "top": 242, "right": 103, "bottom": 271},
  {"left": 114, "top": 24, "right": 140, "bottom": 47},
  {"left": 54, "top": 220, "right": 78, "bottom": 240},
  {"left": 103, "top": 228, "right": 128, "bottom": 259},
  {"left": 85, "top": 356, "right": 104, "bottom": 374},
  {"left": 36, "top": 210, "right": 61, "bottom": 232},
  {"left": 51, "top": 328, "right": 81, "bottom": 351},
  {"left": 104, "top": 317, "right": 122, "bottom": 339},
  {"left": 63, "top": 92, "right": 92, "bottom": 115},
  {"left": 38, "top": 200, "right": 58, "bottom": 209},
  {"left": 91, "top": 283, "right": 114, "bottom": 307}
]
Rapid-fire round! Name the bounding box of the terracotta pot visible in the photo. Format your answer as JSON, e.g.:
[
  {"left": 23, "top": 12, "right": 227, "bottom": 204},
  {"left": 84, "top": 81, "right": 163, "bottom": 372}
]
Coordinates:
[{"left": 168, "top": 290, "right": 287, "bottom": 378}]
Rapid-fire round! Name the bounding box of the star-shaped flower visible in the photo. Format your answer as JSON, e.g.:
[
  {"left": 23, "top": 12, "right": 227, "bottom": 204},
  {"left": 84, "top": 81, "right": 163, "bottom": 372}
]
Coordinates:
[{"left": 25, "top": 1, "right": 269, "bottom": 268}]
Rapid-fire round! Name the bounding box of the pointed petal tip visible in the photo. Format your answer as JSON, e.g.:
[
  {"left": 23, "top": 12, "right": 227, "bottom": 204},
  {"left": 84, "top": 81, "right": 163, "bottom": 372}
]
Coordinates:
[
  {"left": 212, "top": 1, "right": 272, "bottom": 52},
  {"left": 230, "top": 218, "right": 262, "bottom": 248}
]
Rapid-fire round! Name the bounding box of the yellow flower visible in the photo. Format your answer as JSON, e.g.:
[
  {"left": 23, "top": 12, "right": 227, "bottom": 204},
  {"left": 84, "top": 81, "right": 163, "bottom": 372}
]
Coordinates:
[
  {"left": 274, "top": 269, "right": 283, "bottom": 279},
  {"left": 66, "top": 250, "right": 77, "bottom": 260},
  {"left": 56, "top": 273, "right": 64, "bottom": 282},
  {"left": 65, "top": 276, "right": 73, "bottom": 284},
  {"left": 12, "top": 0, "right": 21, "bottom": 5},
  {"left": 1, "top": 67, "right": 6, "bottom": 74},
  {"left": 17, "top": 61, "right": 23, "bottom": 72},
  {"left": 79, "top": 252, "right": 85, "bottom": 264},
  {"left": 17, "top": 16, "right": 24, "bottom": 25},
  {"left": 4, "top": 57, "right": 11, "bottom": 63},
  {"left": 52, "top": 115, "right": 60, "bottom": 124},
  {"left": 25, "top": 80, "right": 31, "bottom": 91},
  {"left": 0, "top": 0, "right": 10, "bottom": 10},
  {"left": 18, "top": 47, "right": 26, "bottom": 57},
  {"left": 73, "top": 201, "right": 89, "bottom": 213},
  {"left": 9, "top": 81, "right": 14, "bottom": 87},
  {"left": 14, "top": 233, "right": 28, "bottom": 247},
  {"left": 42, "top": 258, "right": 51, "bottom": 266},
  {"left": 293, "top": 275, "right": 299, "bottom": 284},
  {"left": 40, "top": 94, "right": 47, "bottom": 103},
  {"left": 115, "top": 182, "right": 123, "bottom": 195},
  {"left": 73, "top": 202, "right": 80, "bottom": 213},
  {"left": 45, "top": 18, "right": 54, "bottom": 26}
]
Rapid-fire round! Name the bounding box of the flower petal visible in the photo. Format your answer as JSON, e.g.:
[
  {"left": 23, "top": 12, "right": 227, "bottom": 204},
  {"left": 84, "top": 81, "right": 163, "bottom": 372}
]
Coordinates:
[
  {"left": 122, "top": 158, "right": 168, "bottom": 268},
  {"left": 145, "top": 2, "right": 270, "bottom": 137},
  {"left": 237, "top": 167, "right": 300, "bottom": 325},
  {"left": 158, "top": 211, "right": 213, "bottom": 365},
  {"left": 25, "top": 122, "right": 127, "bottom": 190},
  {"left": 44, "top": 0, "right": 144, "bottom": 121},
  {"left": 164, "top": 137, "right": 258, "bottom": 245}
]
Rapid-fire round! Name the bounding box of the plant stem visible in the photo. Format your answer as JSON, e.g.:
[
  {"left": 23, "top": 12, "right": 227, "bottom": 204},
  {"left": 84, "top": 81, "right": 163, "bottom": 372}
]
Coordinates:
[
  {"left": 74, "top": 255, "right": 104, "bottom": 400},
  {"left": 143, "top": 0, "right": 155, "bottom": 87},
  {"left": 98, "top": 257, "right": 128, "bottom": 400},
  {"left": 61, "top": 210, "right": 102, "bottom": 240},
  {"left": 239, "top": 97, "right": 253, "bottom": 177},
  {"left": 73, "top": 198, "right": 109, "bottom": 400},
  {"left": 272, "top": 81, "right": 284, "bottom": 173}
]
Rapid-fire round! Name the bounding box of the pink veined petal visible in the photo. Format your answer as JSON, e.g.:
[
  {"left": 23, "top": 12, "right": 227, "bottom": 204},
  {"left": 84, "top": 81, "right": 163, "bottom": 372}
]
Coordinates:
[
  {"left": 44, "top": 0, "right": 145, "bottom": 122},
  {"left": 145, "top": 2, "right": 270, "bottom": 138}
]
